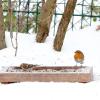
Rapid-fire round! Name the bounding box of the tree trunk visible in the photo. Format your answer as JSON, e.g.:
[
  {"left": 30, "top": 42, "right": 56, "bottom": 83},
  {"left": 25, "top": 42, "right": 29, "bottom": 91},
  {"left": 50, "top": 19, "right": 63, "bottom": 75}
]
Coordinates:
[
  {"left": 53, "top": 0, "right": 77, "bottom": 51},
  {"left": 0, "top": 1, "right": 6, "bottom": 49},
  {"left": 36, "top": 0, "right": 57, "bottom": 43},
  {"left": 8, "top": 0, "right": 13, "bottom": 33},
  {"left": 41, "top": 0, "right": 45, "bottom": 7}
]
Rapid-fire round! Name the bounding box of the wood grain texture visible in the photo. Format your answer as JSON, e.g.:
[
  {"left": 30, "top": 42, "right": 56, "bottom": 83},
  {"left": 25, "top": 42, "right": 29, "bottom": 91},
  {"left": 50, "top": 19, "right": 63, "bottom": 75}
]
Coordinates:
[{"left": 0, "top": 67, "right": 93, "bottom": 83}]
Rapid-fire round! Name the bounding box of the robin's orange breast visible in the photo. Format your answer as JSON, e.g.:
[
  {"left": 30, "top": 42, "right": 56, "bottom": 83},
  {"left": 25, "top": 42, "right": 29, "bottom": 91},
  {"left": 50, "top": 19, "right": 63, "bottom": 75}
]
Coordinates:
[{"left": 74, "top": 50, "right": 84, "bottom": 64}]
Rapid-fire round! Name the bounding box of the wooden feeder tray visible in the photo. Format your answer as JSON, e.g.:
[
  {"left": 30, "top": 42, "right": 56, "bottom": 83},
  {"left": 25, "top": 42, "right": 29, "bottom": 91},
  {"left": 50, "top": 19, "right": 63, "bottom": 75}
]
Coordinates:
[{"left": 0, "top": 64, "right": 93, "bottom": 83}]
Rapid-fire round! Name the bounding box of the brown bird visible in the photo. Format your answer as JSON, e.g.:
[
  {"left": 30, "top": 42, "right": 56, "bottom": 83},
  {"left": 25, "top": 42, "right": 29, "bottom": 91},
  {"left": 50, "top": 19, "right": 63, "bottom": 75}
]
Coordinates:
[
  {"left": 74, "top": 50, "right": 84, "bottom": 67},
  {"left": 20, "top": 63, "right": 33, "bottom": 71},
  {"left": 20, "top": 63, "right": 38, "bottom": 71}
]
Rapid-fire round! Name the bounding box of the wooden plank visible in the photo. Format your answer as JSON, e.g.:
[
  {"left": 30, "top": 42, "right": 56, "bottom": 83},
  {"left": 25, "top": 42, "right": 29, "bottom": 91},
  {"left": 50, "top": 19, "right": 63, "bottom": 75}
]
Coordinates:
[{"left": 0, "top": 66, "right": 93, "bottom": 83}]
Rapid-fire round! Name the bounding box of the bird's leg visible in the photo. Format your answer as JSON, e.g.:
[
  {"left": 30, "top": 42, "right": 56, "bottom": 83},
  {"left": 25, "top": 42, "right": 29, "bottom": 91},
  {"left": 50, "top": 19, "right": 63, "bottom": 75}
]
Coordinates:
[
  {"left": 75, "top": 62, "right": 77, "bottom": 67},
  {"left": 80, "top": 62, "right": 83, "bottom": 68},
  {"left": 81, "top": 64, "right": 82, "bottom": 67},
  {"left": 74, "top": 62, "right": 77, "bottom": 72}
]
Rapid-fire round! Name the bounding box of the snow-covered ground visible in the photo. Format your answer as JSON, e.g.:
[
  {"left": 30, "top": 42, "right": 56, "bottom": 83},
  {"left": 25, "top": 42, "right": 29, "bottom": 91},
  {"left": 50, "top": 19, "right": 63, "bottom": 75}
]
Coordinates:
[{"left": 0, "top": 23, "right": 100, "bottom": 100}]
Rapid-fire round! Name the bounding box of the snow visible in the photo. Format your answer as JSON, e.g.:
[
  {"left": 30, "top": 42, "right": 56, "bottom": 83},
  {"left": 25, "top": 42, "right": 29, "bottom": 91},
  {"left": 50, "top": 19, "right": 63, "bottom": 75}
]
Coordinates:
[
  {"left": 0, "top": 81, "right": 100, "bottom": 100},
  {"left": 0, "top": 23, "right": 100, "bottom": 100}
]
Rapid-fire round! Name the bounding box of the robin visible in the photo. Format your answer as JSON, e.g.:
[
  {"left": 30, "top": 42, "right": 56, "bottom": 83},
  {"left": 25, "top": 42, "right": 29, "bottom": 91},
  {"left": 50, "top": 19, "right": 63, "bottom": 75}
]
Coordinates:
[{"left": 74, "top": 50, "right": 84, "bottom": 66}]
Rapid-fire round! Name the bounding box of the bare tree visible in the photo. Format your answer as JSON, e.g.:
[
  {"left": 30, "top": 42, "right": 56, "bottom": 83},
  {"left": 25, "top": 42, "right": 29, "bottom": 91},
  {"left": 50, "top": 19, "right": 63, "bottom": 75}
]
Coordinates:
[
  {"left": 36, "top": 0, "right": 57, "bottom": 43},
  {"left": 0, "top": 0, "right": 6, "bottom": 49},
  {"left": 53, "top": 0, "right": 77, "bottom": 51},
  {"left": 8, "top": 0, "right": 18, "bottom": 56}
]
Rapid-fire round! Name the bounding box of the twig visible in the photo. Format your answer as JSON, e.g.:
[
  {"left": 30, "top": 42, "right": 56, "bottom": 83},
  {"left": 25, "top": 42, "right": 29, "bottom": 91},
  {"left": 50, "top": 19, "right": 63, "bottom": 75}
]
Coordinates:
[{"left": 15, "top": 31, "right": 18, "bottom": 56}]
